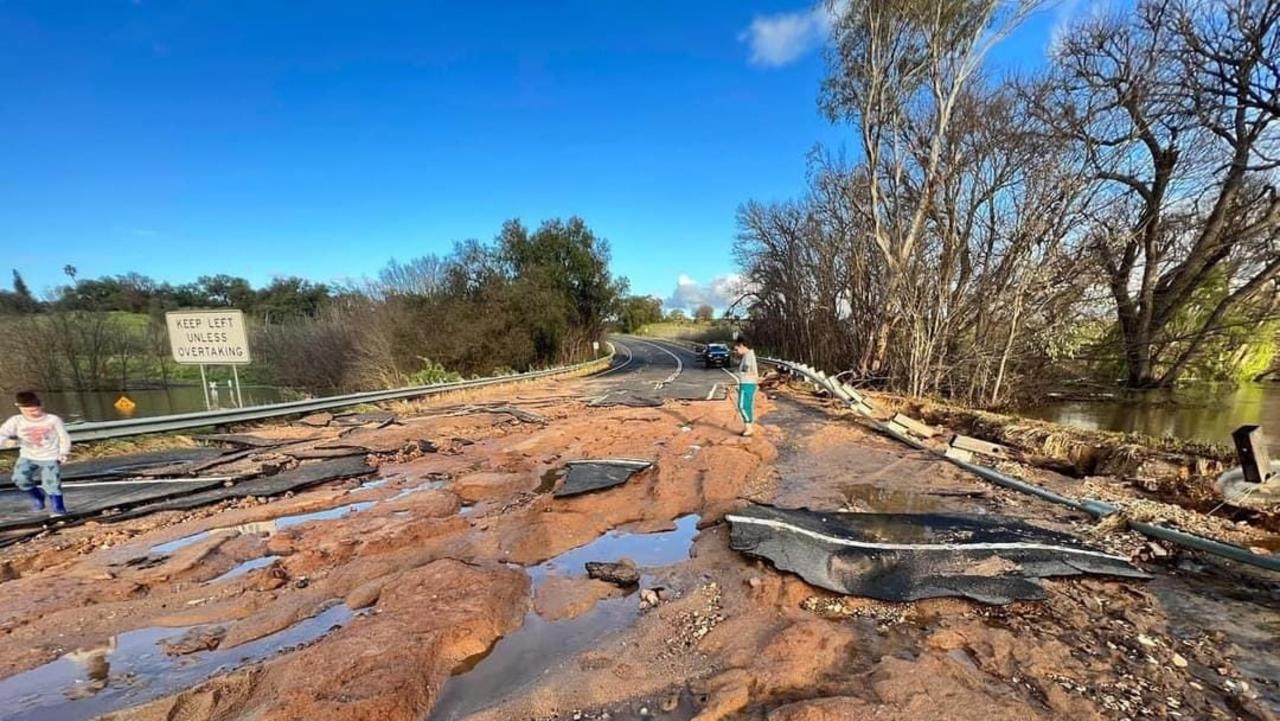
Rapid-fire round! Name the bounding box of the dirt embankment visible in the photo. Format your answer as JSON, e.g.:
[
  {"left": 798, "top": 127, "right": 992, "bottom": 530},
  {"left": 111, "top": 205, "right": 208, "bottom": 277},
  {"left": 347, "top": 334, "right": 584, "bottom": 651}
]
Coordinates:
[{"left": 876, "top": 392, "right": 1280, "bottom": 533}]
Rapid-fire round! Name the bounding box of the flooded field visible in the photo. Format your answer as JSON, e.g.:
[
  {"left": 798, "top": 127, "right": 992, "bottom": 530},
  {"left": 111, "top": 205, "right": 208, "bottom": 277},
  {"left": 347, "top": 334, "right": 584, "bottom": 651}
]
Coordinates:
[{"left": 43, "top": 385, "right": 302, "bottom": 423}]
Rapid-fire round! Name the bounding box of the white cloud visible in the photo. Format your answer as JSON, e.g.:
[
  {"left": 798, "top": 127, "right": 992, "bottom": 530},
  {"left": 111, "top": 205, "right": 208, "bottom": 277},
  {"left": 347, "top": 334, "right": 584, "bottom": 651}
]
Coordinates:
[
  {"left": 739, "top": 3, "right": 838, "bottom": 67},
  {"left": 1048, "top": 0, "right": 1112, "bottom": 55},
  {"left": 665, "top": 273, "right": 745, "bottom": 313}
]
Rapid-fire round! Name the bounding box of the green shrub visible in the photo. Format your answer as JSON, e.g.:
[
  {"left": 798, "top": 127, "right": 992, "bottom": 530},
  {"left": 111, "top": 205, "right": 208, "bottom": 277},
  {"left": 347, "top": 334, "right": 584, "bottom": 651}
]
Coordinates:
[{"left": 407, "top": 357, "right": 462, "bottom": 385}]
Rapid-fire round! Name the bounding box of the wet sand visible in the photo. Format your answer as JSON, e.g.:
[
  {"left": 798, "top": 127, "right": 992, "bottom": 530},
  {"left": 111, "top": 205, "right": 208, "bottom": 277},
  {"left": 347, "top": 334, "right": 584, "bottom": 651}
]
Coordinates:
[{"left": 0, "top": 373, "right": 1275, "bottom": 721}]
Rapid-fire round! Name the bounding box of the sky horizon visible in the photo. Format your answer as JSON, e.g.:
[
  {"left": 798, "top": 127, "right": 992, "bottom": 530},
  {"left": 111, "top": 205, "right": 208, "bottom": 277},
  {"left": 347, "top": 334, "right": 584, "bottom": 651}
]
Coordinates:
[{"left": 1, "top": 1, "right": 1079, "bottom": 310}]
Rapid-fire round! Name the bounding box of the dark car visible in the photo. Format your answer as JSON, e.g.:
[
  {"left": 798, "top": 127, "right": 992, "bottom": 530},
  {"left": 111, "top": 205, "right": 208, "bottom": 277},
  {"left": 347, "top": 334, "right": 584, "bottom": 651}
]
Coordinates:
[{"left": 703, "top": 343, "right": 731, "bottom": 369}]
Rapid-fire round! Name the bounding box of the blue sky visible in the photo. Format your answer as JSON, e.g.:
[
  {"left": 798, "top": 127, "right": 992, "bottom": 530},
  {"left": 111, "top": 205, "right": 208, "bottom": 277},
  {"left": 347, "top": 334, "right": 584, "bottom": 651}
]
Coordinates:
[{"left": 0, "top": 1, "right": 1075, "bottom": 308}]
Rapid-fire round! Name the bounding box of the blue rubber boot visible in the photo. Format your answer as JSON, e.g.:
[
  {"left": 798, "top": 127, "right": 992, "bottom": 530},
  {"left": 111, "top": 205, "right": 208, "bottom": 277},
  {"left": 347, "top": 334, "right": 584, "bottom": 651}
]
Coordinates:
[
  {"left": 50, "top": 494, "right": 67, "bottom": 516},
  {"left": 26, "top": 487, "right": 46, "bottom": 512}
]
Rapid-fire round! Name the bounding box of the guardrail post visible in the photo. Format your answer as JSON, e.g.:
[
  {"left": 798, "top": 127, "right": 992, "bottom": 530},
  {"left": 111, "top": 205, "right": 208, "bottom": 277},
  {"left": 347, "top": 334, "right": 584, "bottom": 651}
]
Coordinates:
[{"left": 1232, "top": 425, "right": 1273, "bottom": 485}]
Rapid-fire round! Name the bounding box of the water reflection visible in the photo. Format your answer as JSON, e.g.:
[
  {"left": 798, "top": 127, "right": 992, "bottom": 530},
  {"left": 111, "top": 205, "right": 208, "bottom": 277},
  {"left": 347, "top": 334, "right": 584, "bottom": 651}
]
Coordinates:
[
  {"left": 0, "top": 604, "right": 355, "bottom": 721},
  {"left": 42, "top": 386, "right": 305, "bottom": 423},
  {"left": 1018, "top": 383, "right": 1280, "bottom": 452}
]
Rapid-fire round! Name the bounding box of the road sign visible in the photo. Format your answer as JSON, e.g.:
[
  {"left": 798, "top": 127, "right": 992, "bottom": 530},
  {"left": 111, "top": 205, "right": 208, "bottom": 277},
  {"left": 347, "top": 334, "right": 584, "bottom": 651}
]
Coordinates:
[{"left": 165, "top": 309, "right": 251, "bottom": 365}]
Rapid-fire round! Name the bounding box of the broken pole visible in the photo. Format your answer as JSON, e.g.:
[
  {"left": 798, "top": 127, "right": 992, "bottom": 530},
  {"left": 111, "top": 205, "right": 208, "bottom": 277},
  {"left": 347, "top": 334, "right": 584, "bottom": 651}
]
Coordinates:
[
  {"left": 891, "top": 413, "right": 939, "bottom": 439},
  {"left": 1232, "top": 425, "right": 1273, "bottom": 485},
  {"left": 949, "top": 434, "right": 1010, "bottom": 459}
]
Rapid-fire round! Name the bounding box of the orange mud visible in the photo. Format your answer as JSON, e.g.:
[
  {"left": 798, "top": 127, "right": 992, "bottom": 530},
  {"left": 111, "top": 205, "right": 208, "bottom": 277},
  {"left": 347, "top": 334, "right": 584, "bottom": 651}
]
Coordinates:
[{"left": 0, "top": 375, "right": 1274, "bottom": 721}]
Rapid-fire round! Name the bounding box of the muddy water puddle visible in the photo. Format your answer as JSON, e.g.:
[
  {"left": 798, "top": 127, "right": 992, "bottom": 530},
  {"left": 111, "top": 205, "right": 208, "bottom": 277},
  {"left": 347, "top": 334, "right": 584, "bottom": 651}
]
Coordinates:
[
  {"left": 528, "top": 514, "right": 701, "bottom": 583},
  {"left": 537, "top": 467, "right": 565, "bottom": 494},
  {"left": 146, "top": 473, "right": 454, "bottom": 556},
  {"left": 767, "top": 398, "right": 987, "bottom": 514},
  {"left": 837, "top": 483, "right": 944, "bottom": 513},
  {"left": 387, "top": 479, "right": 446, "bottom": 501},
  {"left": 0, "top": 603, "right": 355, "bottom": 721},
  {"left": 208, "top": 555, "right": 281, "bottom": 584},
  {"left": 1153, "top": 562, "right": 1280, "bottom": 711},
  {"left": 147, "top": 501, "right": 378, "bottom": 556},
  {"left": 429, "top": 516, "right": 702, "bottom": 720},
  {"left": 428, "top": 600, "right": 636, "bottom": 721}
]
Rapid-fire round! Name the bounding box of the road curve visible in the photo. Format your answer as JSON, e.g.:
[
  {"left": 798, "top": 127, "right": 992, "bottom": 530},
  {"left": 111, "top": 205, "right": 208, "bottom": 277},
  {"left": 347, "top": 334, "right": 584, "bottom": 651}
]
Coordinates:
[{"left": 582, "top": 336, "right": 735, "bottom": 407}]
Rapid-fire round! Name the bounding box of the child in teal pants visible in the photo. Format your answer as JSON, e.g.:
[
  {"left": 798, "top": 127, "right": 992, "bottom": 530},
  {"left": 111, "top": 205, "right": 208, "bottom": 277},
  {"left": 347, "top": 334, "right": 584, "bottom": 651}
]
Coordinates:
[{"left": 734, "top": 338, "right": 758, "bottom": 436}]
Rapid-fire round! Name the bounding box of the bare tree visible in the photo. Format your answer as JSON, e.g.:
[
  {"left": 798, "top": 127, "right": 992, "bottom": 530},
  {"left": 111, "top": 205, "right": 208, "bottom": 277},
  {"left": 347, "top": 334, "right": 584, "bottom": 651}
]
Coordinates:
[
  {"left": 821, "top": 0, "right": 1042, "bottom": 373},
  {"left": 1031, "top": 0, "right": 1280, "bottom": 387}
]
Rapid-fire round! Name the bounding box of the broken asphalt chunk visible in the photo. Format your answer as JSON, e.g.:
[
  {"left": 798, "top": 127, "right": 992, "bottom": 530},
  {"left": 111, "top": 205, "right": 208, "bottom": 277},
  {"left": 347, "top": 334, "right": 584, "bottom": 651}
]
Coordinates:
[
  {"left": 332, "top": 410, "right": 398, "bottom": 427},
  {"left": 553, "top": 459, "right": 653, "bottom": 498},
  {"left": 726, "top": 503, "right": 1150, "bottom": 605},
  {"left": 61, "top": 448, "right": 228, "bottom": 482},
  {"left": 585, "top": 561, "right": 640, "bottom": 587},
  {"left": 587, "top": 393, "right": 663, "bottom": 408},
  {"left": 297, "top": 412, "right": 334, "bottom": 428},
  {"left": 487, "top": 405, "right": 546, "bottom": 424}
]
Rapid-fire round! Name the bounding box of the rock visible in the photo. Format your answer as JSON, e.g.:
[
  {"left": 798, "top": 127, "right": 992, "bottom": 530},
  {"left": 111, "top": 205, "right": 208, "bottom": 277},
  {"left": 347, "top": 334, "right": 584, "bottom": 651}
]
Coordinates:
[
  {"left": 1172, "top": 653, "right": 1188, "bottom": 668},
  {"left": 0, "top": 562, "right": 18, "bottom": 583},
  {"left": 256, "top": 575, "right": 288, "bottom": 591},
  {"left": 747, "top": 576, "right": 762, "bottom": 589},
  {"left": 298, "top": 413, "right": 334, "bottom": 427},
  {"left": 345, "top": 579, "right": 386, "bottom": 610},
  {"left": 768, "top": 697, "right": 876, "bottom": 720},
  {"left": 408, "top": 439, "right": 439, "bottom": 454},
  {"left": 639, "top": 588, "right": 660, "bottom": 608},
  {"left": 255, "top": 566, "right": 289, "bottom": 591},
  {"left": 585, "top": 561, "right": 640, "bottom": 587},
  {"left": 162, "top": 626, "right": 227, "bottom": 655}
]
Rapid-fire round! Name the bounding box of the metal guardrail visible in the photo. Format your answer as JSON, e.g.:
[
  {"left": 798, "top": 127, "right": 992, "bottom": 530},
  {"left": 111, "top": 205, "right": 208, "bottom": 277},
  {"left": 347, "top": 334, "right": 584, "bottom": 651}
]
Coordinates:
[
  {"left": 59, "top": 348, "right": 615, "bottom": 443},
  {"left": 758, "top": 354, "right": 1280, "bottom": 573}
]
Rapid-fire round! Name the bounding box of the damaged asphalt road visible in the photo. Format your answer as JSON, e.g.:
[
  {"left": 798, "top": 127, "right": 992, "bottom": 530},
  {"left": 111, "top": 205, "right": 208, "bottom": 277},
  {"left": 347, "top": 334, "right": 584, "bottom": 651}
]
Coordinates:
[
  {"left": 555, "top": 459, "right": 653, "bottom": 498},
  {"left": 0, "top": 360, "right": 1276, "bottom": 721},
  {"left": 726, "top": 503, "right": 1150, "bottom": 604}
]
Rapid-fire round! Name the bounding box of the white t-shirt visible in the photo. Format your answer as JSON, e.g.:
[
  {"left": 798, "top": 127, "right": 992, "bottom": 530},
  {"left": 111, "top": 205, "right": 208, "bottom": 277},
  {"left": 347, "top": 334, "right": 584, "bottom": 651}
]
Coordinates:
[
  {"left": 737, "top": 349, "right": 759, "bottom": 384},
  {"left": 0, "top": 413, "right": 72, "bottom": 462}
]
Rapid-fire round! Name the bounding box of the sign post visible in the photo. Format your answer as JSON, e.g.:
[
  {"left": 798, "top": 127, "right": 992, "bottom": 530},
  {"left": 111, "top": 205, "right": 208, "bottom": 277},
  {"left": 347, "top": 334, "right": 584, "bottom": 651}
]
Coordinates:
[
  {"left": 199, "top": 364, "right": 211, "bottom": 410},
  {"left": 165, "top": 309, "right": 252, "bottom": 410}
]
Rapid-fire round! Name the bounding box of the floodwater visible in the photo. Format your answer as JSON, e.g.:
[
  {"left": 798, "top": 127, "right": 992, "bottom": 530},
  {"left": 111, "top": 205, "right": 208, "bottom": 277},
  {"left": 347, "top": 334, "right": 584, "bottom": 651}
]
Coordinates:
[
  {"left": 148, "top": 501, "right": 377, "bottom": 555},
  {"left": 0, "top": 603, "right": 355, "bottom": 721},
  {"left": 1018, "top": 383, "right": 1280, "bottom": 453},
  {"left": 42, "top": 385, "right": 301, "bottom": 423},
  {"left": 428, "top": 516, "right": 701, "bottom": 721},
  {"left": 208, "top": 555, "right": 281, "bottom": 584},
  {"left": 1152, "top": 558, "right": 1280, "bottom": 712},
  {"left": 528, "top": 514, "right": 701, "bottom": 582},
  {"left": 837, "top": 483, "right": 945, "bottom": 513}
]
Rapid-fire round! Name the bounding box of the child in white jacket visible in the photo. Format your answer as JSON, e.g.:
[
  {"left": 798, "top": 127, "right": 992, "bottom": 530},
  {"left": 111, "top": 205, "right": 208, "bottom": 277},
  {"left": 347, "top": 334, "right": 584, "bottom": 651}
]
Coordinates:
[{"left": 2, "top": 391, "right": 72, "bottom": 515}]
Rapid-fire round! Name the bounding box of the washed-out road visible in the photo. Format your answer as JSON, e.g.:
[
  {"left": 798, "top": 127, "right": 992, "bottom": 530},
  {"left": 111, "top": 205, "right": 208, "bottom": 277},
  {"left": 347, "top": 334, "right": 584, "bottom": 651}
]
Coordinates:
[{"left": 0, "top": 337, "right": 1274, "bottom": 721}]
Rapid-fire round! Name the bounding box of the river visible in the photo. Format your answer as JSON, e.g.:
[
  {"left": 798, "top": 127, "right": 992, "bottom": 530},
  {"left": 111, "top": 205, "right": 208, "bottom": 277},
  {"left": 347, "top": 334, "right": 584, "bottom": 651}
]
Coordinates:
[
  {"left": 40, "top": 385, "right": 302, "bottom": 424},
  {"left": 1017, "top": 382, "right": 1280, "bottom": 454}
]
